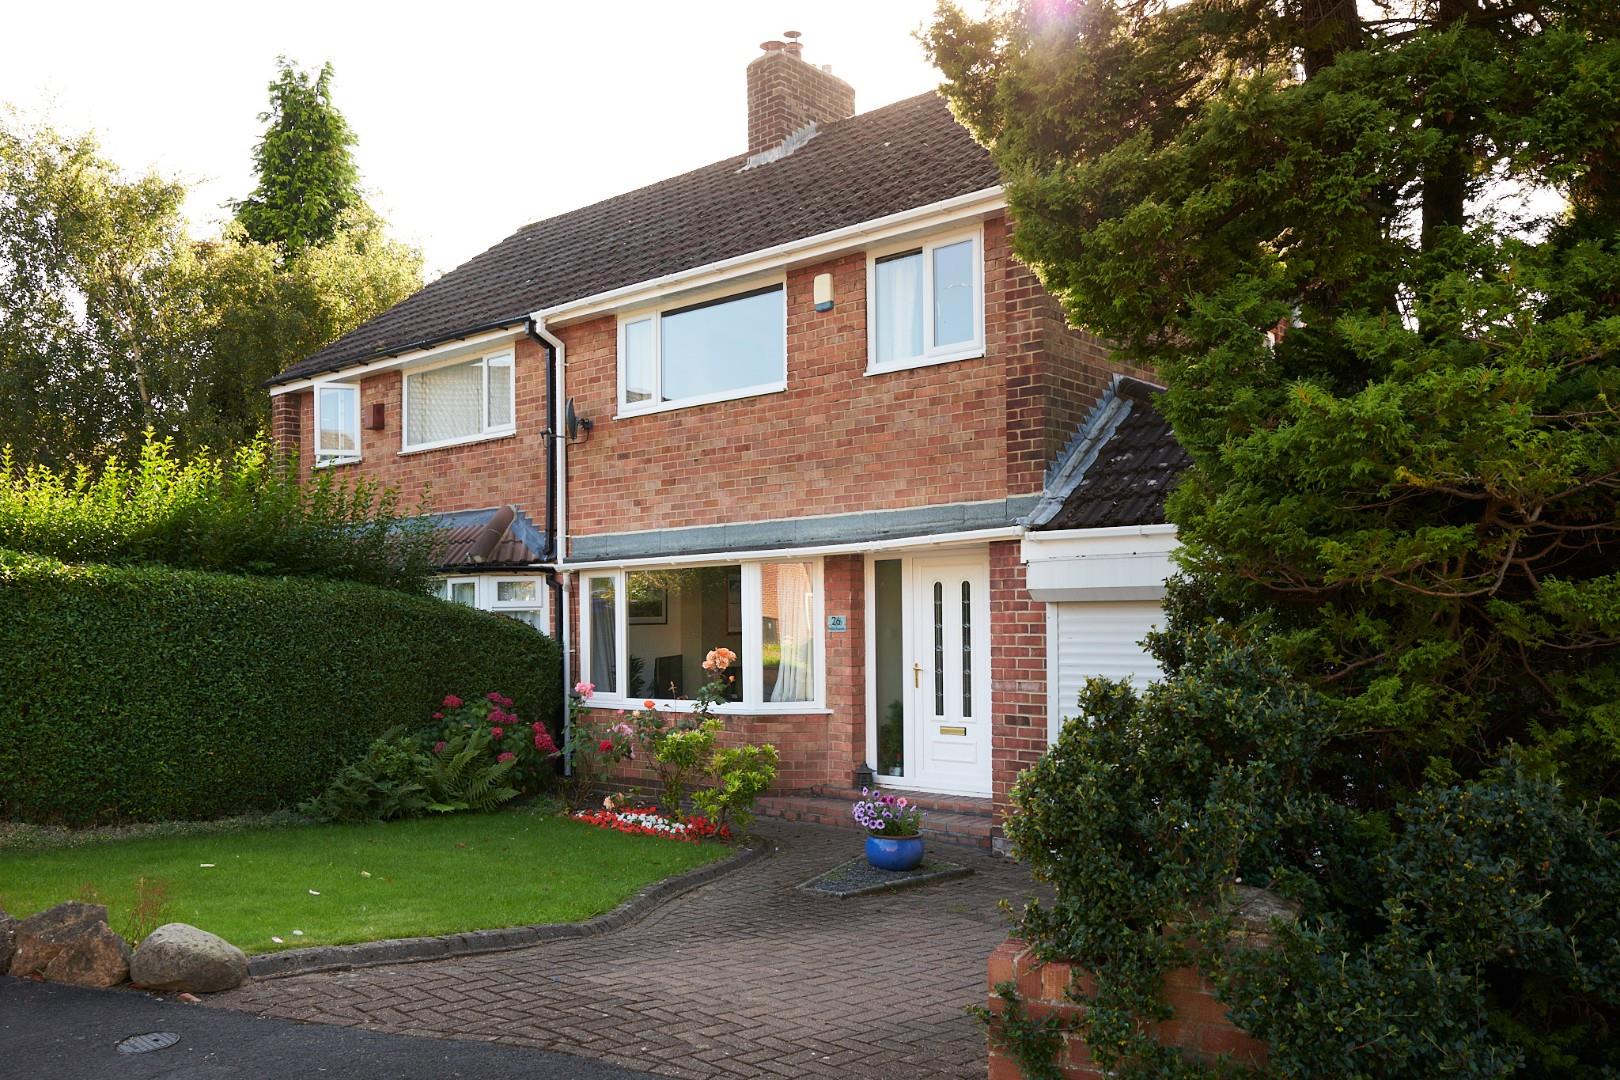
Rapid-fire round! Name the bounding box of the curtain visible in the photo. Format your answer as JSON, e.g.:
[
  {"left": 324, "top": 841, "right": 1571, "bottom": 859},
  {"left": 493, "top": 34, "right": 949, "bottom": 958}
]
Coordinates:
[
  {"left": 407, "top": 359, "right": 484, "bottom": 445},
  {"left": 769, "top": 562, "right": 815, "bottom": 703},
  {"left": 874, "top": 252, "right": 923, "bottom": 364},
  {"left": 590, "top": 582, "right": 617, "bottom": 691}
]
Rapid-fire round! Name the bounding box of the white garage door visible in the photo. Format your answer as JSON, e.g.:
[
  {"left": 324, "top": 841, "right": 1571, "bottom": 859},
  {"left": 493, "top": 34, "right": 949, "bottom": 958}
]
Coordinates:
[{"left": 1048, "top": 601, "right": 1163, "bottom": 742}]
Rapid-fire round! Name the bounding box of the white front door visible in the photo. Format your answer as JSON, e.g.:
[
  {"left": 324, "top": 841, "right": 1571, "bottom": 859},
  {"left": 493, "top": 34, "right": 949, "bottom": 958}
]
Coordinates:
[{"left": 908, "top": 554, "right": 992, "bottom": 796}]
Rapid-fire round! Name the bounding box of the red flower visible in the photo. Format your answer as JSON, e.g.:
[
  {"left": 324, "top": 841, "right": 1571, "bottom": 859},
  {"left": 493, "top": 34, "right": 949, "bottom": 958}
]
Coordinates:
[
  {"left": 442, "top": 694, "right": 463, "bottom": 709},
  {"left": 532, "top": 722, "right": 543, "bottom": 732},
  {"left": 487, "top": 691, "right": 503, "bottom": 704},
  {"left": 535, "top": 732, "right": 555, "bottom": 752},
  {"left": 497, "top": 751, "right": 516, "bottom": 762},
  {"left": 490, "top": 726, "right": 504, "bottom": 739},
  {"left": 432, "top": 740, "right": 447, "bottom": 754},
  {"left": 432, "top": 712, "right": 444, "bottom": 720},
  {"left": 599, "top": 739, "right": 613, "bottom": 752}
]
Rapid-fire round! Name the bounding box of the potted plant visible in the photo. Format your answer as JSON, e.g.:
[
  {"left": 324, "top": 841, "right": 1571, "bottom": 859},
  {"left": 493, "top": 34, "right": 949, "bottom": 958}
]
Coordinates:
[{"left": 852, "top": 787, "right": 925, "bottom": 870}]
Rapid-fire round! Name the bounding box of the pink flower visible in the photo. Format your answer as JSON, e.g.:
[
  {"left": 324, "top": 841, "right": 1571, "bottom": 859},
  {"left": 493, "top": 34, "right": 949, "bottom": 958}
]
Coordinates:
[
  {"left": 443, "top": 694, "right": 463, "bottom": 709},
  {"left": 532, "top": 722, "right": 544, "bottom": 732},
  {"left": 432, "top": 712, "right": 444, "bottom": 720},
  {"left": 490, "top": 726, "right": 504, "bottom": 739},
  {"left": 497, "top": 751, "right": 515, "bottom": 763},
  {"left": 703, "top": 646, "right": 738, "bottom": 672},
  {"left": 432, "top": 741, "right": 447, "bottom": 754},
  {"left": 535, "top": 732, "right": 555, "bottom": 752},
  {"left": 574, "top": 681, "right": 595, "bottom": 699}
]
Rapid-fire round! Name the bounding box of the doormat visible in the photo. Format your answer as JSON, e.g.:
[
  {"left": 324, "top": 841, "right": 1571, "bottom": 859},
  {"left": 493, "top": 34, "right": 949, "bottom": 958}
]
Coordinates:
[{"left": 797, "top": 856, "right": 972, "bottom": 898}]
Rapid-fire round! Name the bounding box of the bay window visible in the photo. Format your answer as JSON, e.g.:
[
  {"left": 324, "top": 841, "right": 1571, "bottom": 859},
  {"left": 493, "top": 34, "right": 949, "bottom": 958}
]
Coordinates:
[
  {"left": 403, "top": 348, "right": 515, "bottom": 451},
  {"left": 618, "top": 283, "right": 786, "bottom": 414},
  {"left": 314, "top": 382, "right": 360, "bottom": 465},
  {"left": 581, "top": 560, "right": 823, "bottom": 710},
  {"left": 866, "top": 228, "right": 984, "bottom": 373}
]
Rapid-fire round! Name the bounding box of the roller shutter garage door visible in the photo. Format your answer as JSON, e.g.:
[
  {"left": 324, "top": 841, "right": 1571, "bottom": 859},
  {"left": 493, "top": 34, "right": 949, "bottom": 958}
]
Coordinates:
[{"left": 1049, "top": 601, "right": 1163, "bottom": 741}]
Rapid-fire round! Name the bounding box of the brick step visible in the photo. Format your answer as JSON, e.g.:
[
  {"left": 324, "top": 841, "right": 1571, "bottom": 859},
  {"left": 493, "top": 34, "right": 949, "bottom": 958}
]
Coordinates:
[{"left": 755, "top": 790, "right": 995, "bottom": 849}]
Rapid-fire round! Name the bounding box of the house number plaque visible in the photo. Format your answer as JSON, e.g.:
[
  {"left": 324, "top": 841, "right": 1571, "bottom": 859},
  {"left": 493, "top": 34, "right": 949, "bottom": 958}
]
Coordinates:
[{"left": 827, "top": 615, "right": 846, "bottom": 632}]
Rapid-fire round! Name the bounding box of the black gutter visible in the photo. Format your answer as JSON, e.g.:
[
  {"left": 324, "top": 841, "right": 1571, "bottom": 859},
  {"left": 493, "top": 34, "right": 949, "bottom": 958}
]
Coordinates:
[
  {"left": 264, "top": 316, "right": 531, "bottom": 388},
  {"left": 525, "top": 318, "right": 568, "bottom": 744}
]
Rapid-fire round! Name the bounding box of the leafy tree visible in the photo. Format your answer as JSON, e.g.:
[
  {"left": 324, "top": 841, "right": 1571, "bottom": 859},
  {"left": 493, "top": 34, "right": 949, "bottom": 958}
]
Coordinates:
[
  {"left": 928, "top": 1, "right": 1620, "bottom": 1073},
  {"left": 234, "top": 58, "right": 363, "bottom": 257}
]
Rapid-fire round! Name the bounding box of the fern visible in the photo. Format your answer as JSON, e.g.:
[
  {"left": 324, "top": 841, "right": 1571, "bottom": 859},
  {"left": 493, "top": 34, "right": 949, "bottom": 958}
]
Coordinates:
[{"left": 424, "top": 727, "right": 518, "bottom": 813}]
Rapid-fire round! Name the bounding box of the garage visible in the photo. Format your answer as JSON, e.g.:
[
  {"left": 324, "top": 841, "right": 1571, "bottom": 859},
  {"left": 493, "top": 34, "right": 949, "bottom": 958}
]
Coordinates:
[{"left": 1046, "top": 599, "right": 1163, "bottom": 739}]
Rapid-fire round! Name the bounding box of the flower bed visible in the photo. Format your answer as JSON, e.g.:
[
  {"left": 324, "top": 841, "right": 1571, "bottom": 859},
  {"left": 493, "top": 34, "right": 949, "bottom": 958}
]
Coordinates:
[{"left": 573, "top": 807, "right": 730, "bottom": 844}]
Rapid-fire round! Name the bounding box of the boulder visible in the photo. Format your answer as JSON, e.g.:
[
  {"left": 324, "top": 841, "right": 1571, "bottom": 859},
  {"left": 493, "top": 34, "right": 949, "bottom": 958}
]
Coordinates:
[
  {"left": 0, "top": 907, "right": 16, "bottom": 972},
  {"left": 42, "top": 922, "right": 130, "bottom": 988},
  {"left": 130, "top": 923, "right": 249, "bottom": 993},
  {"left": 7, "top": 901, "right": 109, "bottom": 977}
]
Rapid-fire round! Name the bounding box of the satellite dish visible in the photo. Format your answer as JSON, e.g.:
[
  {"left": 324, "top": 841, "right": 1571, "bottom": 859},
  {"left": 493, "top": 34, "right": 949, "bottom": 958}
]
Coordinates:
[{"left": 565, "top": 398, "right": 593, "bottom": 441}]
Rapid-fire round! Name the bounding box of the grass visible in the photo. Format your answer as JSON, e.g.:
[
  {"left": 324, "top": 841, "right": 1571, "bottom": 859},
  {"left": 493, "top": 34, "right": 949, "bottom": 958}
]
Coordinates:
[{"left": 0, "top": 809, "right": 727, "bottom": 953}]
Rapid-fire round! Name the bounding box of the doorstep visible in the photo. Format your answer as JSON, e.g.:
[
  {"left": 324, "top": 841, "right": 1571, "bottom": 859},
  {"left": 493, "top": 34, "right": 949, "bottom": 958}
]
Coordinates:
[{"left": 755, "top": 787, "right": 997, "bottom": 849}]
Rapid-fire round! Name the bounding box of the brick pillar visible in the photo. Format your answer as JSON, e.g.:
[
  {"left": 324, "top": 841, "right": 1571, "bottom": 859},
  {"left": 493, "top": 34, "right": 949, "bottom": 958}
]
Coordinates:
[
  {"left": 270, "top": 391, "right": 302, "bottom": 460},
  {"left": 989, "top": 539, "right": 1046, "bottom": 834},
  {"left": 987, "top": 940, "right": 1271, "bottom": 1079},
  {"left": 822, "top": 553, "right": 865, "bottom": 787}
]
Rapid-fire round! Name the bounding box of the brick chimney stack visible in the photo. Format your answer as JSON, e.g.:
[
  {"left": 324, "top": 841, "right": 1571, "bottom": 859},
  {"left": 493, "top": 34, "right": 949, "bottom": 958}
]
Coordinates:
[{"left": 746, "top": 32, "right": 855, "bottom": 154}]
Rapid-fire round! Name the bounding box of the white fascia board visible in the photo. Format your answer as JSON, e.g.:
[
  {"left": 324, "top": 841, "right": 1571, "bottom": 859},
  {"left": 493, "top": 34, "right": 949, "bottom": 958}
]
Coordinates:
[
  {"left": 531, "top": 186, "right": 1006, "bottom": 326},
  {"left": 561, "top": 524, "right": 1022, "bottom": 571},
  {"left": 269, "top": 326, "right": 526, "bottom": 397},
  {"left": 1022, "top": 524, "right": 1179, "bottom": 601}
]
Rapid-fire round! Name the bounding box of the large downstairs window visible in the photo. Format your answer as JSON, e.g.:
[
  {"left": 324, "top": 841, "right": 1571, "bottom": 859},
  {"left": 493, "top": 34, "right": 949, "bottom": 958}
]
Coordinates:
[
  {"left": 403, "top": 348, "right": 516, "bottom": 452},
  {"left": 866, "top": 227, "right": 984, "bottom": 374},
  {"left": 582, "top": 560, "right": 822, "bottom": 710},
  {"left": 436, "top": 574, "right": 549, "bottom": 633},
  {"left": 617, "top": 283, "right": 786, "bottom": 415}
]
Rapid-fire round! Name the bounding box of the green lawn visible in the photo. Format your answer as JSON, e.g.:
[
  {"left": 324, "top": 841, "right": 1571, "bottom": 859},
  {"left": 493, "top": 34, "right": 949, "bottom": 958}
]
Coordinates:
[{"left": 0, "top": 810, "right": 726, "bottom": 953}]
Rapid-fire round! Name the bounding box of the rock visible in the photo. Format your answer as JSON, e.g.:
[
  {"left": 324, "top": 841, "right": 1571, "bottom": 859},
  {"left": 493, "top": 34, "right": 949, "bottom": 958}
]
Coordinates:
[
  {"left": 42, "top": 922, "right": 131, "bottom": 988},
  {"left": 0, "top": 907, "right": 17, "bottom": 973},
  {"left": 130, "top": 923, "right": 249, "bottom": 993},
  {"left": 7, "top": 901, "right": 108, "bottom": 977}
]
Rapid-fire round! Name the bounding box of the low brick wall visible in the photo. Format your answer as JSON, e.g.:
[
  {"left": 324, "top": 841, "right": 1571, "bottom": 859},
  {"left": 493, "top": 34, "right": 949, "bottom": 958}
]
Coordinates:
[{"left": 986, "top": 939, "right": 1268, "bottom": 1079}]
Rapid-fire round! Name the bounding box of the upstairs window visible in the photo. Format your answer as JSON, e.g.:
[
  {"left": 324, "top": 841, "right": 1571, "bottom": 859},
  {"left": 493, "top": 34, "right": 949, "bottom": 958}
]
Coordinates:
[
  {"left": 618, "top": 283, "right": 786, "bottom": 414},
  {"left": 314, "top": 383, "right": 360, "bottom": 466},
  {"left": 867, "top": 229, "right": 984, "bottom": 374},
  {"left": 403, "top": 348, "right": 515, "bottom": 452}
]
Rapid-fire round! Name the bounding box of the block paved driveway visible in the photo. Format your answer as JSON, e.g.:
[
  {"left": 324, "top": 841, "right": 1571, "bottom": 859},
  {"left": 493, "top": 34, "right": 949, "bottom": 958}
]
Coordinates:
[{"left": 208, "top": 819, "right": 1037, "bottom": 1079}]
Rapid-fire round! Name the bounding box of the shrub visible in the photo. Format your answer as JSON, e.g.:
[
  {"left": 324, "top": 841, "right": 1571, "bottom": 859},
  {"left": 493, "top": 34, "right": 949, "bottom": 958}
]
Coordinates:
[
  {"left": 0, "top": 434, "right": 438, "bottom": 592},
  {"left": 1004, "top": 637, "right": 1620, "bottom": 1077},
  {"left": 298, "top": 727, "right": 431, "bottom": 823},
  {"left": 419, "top": 691, "right": 559, "bottom": 798},
  {"left": 0, "top": 549, "right": 561, "bottom": 824},
  {"left": 692, "top": 744, "right": 779, "bottom": 833}
]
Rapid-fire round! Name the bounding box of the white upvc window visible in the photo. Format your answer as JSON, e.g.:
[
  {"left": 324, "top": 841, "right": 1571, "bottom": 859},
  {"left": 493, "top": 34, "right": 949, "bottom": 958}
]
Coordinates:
[
  {"left": 865, "top": 226, "right": 985, "bottom": 374},
  {"left": 434, "top": 575, "right": 550, "bottom": 634},
  {"left": 313, "top": 382, "right": 361, "bottom": 466},
  {"left": 579, "top": 559, "right": 825, "bottom": 713},
  {"left": 401, "top": 348, "right": 516, "bottom": 453},
  {"left": 616, "top": 281, "right": 787, "bottom": 416}
]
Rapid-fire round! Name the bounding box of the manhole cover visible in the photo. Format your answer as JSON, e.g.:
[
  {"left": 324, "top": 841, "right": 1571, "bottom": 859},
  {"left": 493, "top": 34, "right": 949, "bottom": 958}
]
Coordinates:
[{"left": 116, "top": 1031, "right": 180, "bottom": 1054}]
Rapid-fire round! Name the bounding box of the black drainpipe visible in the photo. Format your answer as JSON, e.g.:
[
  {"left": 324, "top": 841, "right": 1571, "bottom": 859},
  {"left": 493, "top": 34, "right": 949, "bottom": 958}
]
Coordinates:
[{"left": 526, "top": 318, "right": 567, "bottom": 747}]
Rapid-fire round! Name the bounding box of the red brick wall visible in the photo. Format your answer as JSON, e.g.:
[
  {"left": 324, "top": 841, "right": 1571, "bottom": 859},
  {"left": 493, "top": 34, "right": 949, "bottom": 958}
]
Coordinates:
[
  {"left": 987, "top": 940, "right": 1269, "bottom": 1079},
  {"left": 562, "top": 214, "right": 1118, "bottom": 544},
  {"left": 274, "top": 334, "right": 550, "bottom": 521},
  {"left": 989, "top": 539, "right": 1047, "bottom": 825}
]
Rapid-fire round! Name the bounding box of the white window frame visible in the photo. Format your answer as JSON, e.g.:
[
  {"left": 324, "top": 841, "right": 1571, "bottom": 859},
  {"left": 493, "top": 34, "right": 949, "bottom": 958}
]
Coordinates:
[
  {"left": 615, "top": 278, "right": 788, "bottom": 418},
  {"left": 434, "top": 574, "right": 550, "bottom": 632},
  {"left": 400, "top": 347, "right": 517, "bottom": 455},
  {"left": 579, "top": 558, "right": 827, "bottom": 714},
  {"left": 865, "top": 224, "right": 986, "bottom": 376},
  {"left": 312, "top": 381, "right": 362, "bottom": 467}
]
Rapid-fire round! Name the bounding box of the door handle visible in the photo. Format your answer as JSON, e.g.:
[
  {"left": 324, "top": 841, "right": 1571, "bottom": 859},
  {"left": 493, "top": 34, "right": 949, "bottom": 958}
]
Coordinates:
[{"left": 913, "top": 662, "right": 921, "bottom": 688}]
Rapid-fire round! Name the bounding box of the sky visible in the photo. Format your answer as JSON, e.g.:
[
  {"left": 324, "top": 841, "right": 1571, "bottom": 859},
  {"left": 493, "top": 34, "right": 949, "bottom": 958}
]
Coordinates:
[{"left": 1, "top": 1, "right": 972, "bottom": 278}]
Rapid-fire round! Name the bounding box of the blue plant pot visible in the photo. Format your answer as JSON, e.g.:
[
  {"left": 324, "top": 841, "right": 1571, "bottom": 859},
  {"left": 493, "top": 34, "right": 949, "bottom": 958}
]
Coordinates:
[{"left": 865, "top": 833, "right": 925, "bottom": 871}]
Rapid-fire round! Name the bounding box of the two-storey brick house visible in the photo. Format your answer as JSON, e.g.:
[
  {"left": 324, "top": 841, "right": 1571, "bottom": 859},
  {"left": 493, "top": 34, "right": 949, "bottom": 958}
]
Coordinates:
[{"left": 267, "top": 37, "right": 1186, "bottom": 839}]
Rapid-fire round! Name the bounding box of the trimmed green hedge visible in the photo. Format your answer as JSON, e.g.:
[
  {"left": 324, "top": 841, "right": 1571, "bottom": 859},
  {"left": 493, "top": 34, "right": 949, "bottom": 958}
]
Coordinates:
[{"left": 0, "top": 550, "right": 561, "bottom": 825}]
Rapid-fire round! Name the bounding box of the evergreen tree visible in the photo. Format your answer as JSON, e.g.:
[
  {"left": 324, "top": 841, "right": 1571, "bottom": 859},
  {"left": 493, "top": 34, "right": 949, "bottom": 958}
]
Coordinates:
[{"left": 234, "top": 58, "right": 362, "bottom": 257}]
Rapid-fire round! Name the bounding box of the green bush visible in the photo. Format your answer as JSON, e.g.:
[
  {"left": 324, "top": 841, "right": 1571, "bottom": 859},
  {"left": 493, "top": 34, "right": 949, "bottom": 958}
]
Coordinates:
[
  {"left": 0, "top": 435, "right": 438, "bottom": 592},
  {"left": 0, "top": 549, "right": 561, "bottom": 824}
]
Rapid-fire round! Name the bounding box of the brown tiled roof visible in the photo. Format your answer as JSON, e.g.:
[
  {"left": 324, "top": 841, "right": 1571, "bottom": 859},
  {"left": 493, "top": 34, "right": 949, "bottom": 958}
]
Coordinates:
[
  {"left": 430, "top": 506, "right": 548, "bottom": 569},
  {"left": 271, "top": 92, "right": 999, "bottom": 385},
  {"left": 1033, "top": 378, "right": 1191, "bottom": 531}
]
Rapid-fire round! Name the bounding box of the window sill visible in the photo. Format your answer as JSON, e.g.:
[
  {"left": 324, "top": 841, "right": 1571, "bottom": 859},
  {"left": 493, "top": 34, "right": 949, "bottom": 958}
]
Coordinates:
[
  {"left": 398, "top": 428, "right": 518, "bottom": 456},
  {"left": 583, "top": 696, "right": 830, "bottom": 717},
  {"left": 864, "top": 346, "right": 985, "bottom": 377},
  {"left": 313, "top": 455, "right": 361, "bottom": 469},
  {"left": 613, "top": 381, "right": 786, "bottom": 421}
]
